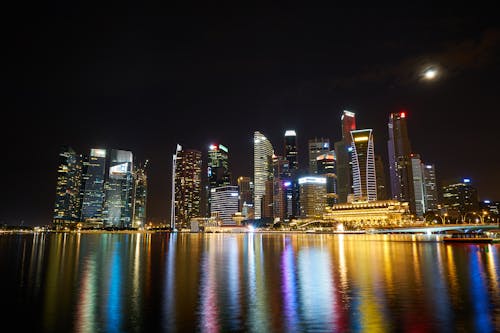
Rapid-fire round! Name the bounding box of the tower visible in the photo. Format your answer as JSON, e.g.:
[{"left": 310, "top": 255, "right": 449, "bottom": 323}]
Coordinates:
[
  {"left": 53, "top": 146, "right": 82, "bottom": 228},
  {"left": 335, "top": 110, "right": 356, "bottom": 203},
  {"left": 103, "top": 149, "right": 134, "bottom": 228},
  {"left": 254, "top": 131, "right": 274, "bottom": 220},
  {"left": 388, "top": 111, "right": 415, "bottom": 213},
  {"left": 350, "top": 129, "right": 377, "bottom": 201},
  {"left": 317, "top": 152, "right": 338, "bottom": 206},
  {"left": 308, "top": 137, "right": 330, "bottom": 174},
  {"left": 207, "top": 144, "right": 231, "bottom": 215},
  {"left": 174, "top": 148, "right": 202, "bottom": 228},
  {"left": 80, "top": 148, "right": 107, "bottom": 224}
]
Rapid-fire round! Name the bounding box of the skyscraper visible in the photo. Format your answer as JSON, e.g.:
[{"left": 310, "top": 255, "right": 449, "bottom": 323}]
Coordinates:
[
  {"left": 422, "top": 164, "right": 438, "bottom": 212},
  {"left": 174, "top": 148, "right": 202, "bottom": 228},
  {"left": 298, "top": 176, "right": 326, "bottom": 218},
  {"left": 284, "top": 130, "right": 300, "bottom": 218},
  {"left": 81, "top": 148, "right": 107, "bottom": 224},
  {"left": 335, "top": 110, "right": 356, "bottom": 203},
  {"left": 132, "top": 160, "right": 148, "bottom": 228},
  {"left": 103, "top": 149, "right": 134, "bottom": 228},
  {"left": 374, "top": 155, "right": 387, "bottom": 200},
  {"left": 53, "top": 146, "right": 82, "bottom": 227},
  {"left": 237, "top": 176, "right": 253, "bottom": 211},
  {"left": 308, "top": 137, "right": 330, "bottom": 174},
  {"left": 317, "top": 152, "right": 337, "bottom": 206},
  {"left": 350, "top": 129, "right": 377, "bottom": 201},
  {"left": 207, "top": 144, "right": 231, "bottom": 215},
  {"left": 273, "top": 155, "right": 288, "bottom": 221},
  {"left": 254, "top": 131, "right": 274, "bottom": 220},
  {"left": 388, "top": 111, "right": 415, "bottom": 213},
  {"left": 341, "top": 110, "right": 356, "bottom": 145},
  {"left": 284, "top": 130, "right": 298, "bottom": 172},
  {"left": 411, "top": 154, "right": 425, "bottom": 217}
]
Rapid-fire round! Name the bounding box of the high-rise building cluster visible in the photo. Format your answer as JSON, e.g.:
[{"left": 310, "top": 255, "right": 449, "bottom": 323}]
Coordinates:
[
  {"left": 53, "top": 147, "right": 148, "bottom": 229},
  {"left": 170, "top": 109, "right": 456, "bottom": 229}
]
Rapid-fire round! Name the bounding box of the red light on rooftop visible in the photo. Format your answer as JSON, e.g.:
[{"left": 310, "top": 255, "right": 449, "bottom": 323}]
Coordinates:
[{"left": 400, "top": 112, "right": 406, "bottom": 118}]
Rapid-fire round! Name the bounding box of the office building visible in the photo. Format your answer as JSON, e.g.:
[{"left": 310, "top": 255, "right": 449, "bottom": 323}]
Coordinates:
[
  {"left": 335, "top": 110, "right": 356, "bottom": 203},
  {"left": 317, "top": 152, "right": 338, "bottom": 206},
  {"left": 375, "top": 155, "right": 387, "bottom": 200},
  {"left": 350, "top": 129, "right": 377, "bottom": 201},
  {"left": 103, "top": 149, "right": 134, "bottom": 228},
  {"left": 388, "top": 111, "right": 415, "bottom": 213},
  {"left": 411, "top": 154, "right": 425, "bottom": 217},
  {"left": 298, "top": 176, "right": 327, "bottom": 218},
  {"left": 308, "top": 137, "right": 330, "bottom": 174},
  {"left": 53, "top": 146, "right": 82, "bottom": 227},
  {"left": 210, "top": 185, "right": 239, "bottom": 225},
  {"left": 254, "top": 131, "right": 274, "bottom": 219},
  {"left": 207, "top": 143, "right": 231, "bottom": 215},
  {"left": 422, "top": 164, "right": 439, "bottom": 212},
  {"left": 132, "top": 160, "right": 148, "bottom": 228},
  {"left": 174, "top": 148, "right": 202, "bottom": 228},
  {"left": 80, "top": 148, "right": 107, "bottom": 224},
  {"left": 442, "top": 178, "right": 479, "bottom": 217}
]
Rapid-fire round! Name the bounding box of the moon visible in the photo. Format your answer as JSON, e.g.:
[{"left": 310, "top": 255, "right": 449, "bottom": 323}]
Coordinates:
[{"left": 422, "top": 67, "right": 438, "bottom": 80}]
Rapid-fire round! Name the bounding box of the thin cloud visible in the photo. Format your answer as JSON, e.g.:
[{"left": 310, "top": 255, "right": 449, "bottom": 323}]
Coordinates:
[{"left": 332, "top": 28, "right": 500, "bottom": 87}]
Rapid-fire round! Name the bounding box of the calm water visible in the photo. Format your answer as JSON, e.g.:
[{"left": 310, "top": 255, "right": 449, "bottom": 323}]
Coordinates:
[{"left": 1, "top": 232, "right": 499, "bottom": 332}]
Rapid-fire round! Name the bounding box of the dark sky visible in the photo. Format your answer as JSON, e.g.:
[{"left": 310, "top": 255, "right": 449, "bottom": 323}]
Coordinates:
[{"left": 3, "top": 5, "right": 500, "bottom": 225}]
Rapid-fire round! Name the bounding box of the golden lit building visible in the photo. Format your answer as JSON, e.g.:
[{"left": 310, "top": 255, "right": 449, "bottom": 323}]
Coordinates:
[{"left": 323, "top": 200, "right": 411, "bottom": 228}]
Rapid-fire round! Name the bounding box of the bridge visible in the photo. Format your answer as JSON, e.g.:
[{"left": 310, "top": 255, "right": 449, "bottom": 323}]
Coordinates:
[{"left": 369, "top": 223, "right": 499, "bottom": 234}]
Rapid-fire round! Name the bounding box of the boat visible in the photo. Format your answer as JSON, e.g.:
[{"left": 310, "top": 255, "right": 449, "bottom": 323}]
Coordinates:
[{"left": 443, "top": 231, "right": 500, "bottom": 243}]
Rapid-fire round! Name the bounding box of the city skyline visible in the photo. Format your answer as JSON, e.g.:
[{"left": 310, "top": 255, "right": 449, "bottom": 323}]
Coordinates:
[{"left": 3, "top": 5, "right": 500, "bottom": 225}]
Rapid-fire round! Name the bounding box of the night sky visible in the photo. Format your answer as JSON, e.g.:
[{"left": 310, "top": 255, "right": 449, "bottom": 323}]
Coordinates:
[{"left": 4, "top": 5, "right": 500, "bottom": 225}]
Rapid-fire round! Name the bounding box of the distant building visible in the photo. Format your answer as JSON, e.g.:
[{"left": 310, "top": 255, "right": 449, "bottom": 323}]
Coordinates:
[
  {"left": 422, "top": 164, "right": 439, "bottom": 212},
  {"left": 411, "top": 154, "right": 425, "bottom": 217},
  {"left": 53, "top": 146, "right": 83, "bottom": 227},
  {"left": 103, "top": 149, "right": 134, "bottom": 228},
  {"left": 254, "top": 131, "right": 274, "bottom": 219},
  {"left": 80, "top": 148, "right": 107, "bottom": 224},
  {"left": 174, "top": 148, "right": 202, "bottom": 228},
  {"left": 273, "top": 155, "right": 288, "bottom": 221},
  {"left": 375, "top": 155, "right": 387, "bottom": 200},
  {"left": 132, "top": 160, "right": 148, "bottom": 228},
  {"left": 237, "top": 176, "right": 253, "bottom": 210},
  {"left": 442, "top": 178, "right": 479, "bottom": 216},
  {"left": 284, "top": 130, "right": 300, "bottom": 217},
  {"left": 308, "top": 137, "right": 330, "bottom": 174},
  {"left": 350, "top": 129, "right": 377, "bottom": 201},
  {"left": 210, "top": 185, "right": 239, "bottom": 225},
  {"left": 388, "top": 111, "right": 415, "bottom": 213},
  {"left": 298, "top": 176, "right": 326, "bottom": 218},
  {"left": 335, "top": 110, "right": 356, "bottom": 203},
  {"left": 317, "top": 152, "right": 338, "bottom": 206},
  {"left": 207, "top": 143, "right": 231, "bottom": 215}
]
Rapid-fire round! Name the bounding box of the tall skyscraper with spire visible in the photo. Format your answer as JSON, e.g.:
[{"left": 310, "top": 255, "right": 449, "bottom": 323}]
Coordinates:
[
  {"left": 335, "top": 110, "right": 356, "bottom": 203},
  {"left": 254, "top": 131, "right": 274, "bottom": 220},
  {"left": 387, "top": 111, "right": 415, "bottom": 213},
  {"left": 350, "top": 129, "right": 377, "bottom": 201}
]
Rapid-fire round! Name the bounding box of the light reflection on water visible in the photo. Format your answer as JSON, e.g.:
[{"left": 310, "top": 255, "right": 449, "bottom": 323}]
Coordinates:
[{"left": 0, "top": 232, "right": 499, "bottom": 332}]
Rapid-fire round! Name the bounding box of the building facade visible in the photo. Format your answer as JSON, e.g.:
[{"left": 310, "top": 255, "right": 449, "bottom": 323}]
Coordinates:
[
  {"left": 308, "top": 137, "right": 330, "bottom": 174},
  {"left": 317, "top": 152, "right": 338, "bottom": 206},
  {"left": 210, "top": 185, "right": 239, "bottom": 225},
  {"left": 442, "top": 178, "right": 479, "bottom": 217},
  {"left": 422, "top": 164, "right": 439, "bottom": 212},
  {"left": 132, "top": 160, "right": 148, "bottom": 228}
]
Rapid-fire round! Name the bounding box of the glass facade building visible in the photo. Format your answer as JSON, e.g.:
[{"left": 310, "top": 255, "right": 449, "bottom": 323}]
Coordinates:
[
  {"left": 317, "top": 152, "right": 338, "bottom": 206},
  {"left": 103, "top": 150, "right": 134, "bottom": 228},
  {"left": 80, "top": 148, "right": 107, "bottom": 224},
  {"left": 298, "top": 176, "right": 327, "bottom": 218},
  {"left": 132, "top": 160, "right": 148, "bottom": 228},
  {"left": 210, "top": 185, "right": 239, "bottom": 225}
]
